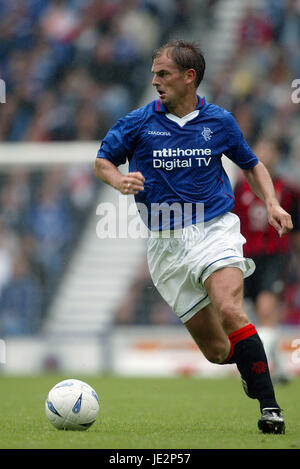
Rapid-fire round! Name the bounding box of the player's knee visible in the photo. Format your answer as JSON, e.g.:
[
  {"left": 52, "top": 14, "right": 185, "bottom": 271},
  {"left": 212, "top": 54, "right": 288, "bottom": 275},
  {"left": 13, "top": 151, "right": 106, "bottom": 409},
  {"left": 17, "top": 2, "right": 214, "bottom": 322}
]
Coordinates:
[
  {"left": 203, "top": 343, "right": 228, "bottom": 364},
  {"left": 219, "top": 302, "right": 248, "bottom": 333}
]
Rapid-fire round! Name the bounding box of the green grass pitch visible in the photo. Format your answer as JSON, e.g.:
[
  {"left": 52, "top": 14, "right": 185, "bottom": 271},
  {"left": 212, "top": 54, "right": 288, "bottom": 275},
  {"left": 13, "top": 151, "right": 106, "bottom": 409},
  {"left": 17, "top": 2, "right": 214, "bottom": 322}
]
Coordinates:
[{"left": 0, "top": 374, "right": 299, "bottom": 449}]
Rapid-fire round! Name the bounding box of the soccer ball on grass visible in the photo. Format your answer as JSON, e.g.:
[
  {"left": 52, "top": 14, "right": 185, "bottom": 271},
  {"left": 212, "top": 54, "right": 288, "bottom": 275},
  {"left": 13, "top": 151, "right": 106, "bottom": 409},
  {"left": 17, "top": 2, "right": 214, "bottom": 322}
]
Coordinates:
[{"left": 45, "top": 379, "right": 100, "bottom": 430}]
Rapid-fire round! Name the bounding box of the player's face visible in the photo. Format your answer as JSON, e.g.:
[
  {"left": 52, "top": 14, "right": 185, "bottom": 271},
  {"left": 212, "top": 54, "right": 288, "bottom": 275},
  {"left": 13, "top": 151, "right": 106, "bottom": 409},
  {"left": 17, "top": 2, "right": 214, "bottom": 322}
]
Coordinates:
[{"left": 151, "top": 51, "right": 189, "bottom": 110}]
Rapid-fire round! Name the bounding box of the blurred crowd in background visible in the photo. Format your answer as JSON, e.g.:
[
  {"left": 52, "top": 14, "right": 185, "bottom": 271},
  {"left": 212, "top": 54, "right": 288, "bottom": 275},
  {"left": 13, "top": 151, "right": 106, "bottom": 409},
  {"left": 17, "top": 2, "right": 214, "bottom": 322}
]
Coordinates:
[
  {"left": 0, "top": 0, "right": 189, "bottom": 142},
  {"left": 211, "top": 0, "right": 300, "bottom": 180},
  {"left": 0, "top": 0, "right": 300, "bottom": 335},
  {"left": 0, "top": 165, "right": 98, "bottom": 334}
]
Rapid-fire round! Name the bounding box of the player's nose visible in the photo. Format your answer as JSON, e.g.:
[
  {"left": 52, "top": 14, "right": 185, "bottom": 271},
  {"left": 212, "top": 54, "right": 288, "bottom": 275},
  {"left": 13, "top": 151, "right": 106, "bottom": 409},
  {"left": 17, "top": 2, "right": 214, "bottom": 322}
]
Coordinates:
[{"left": 152, "top": 74, "right": 159, "bottom": 87}]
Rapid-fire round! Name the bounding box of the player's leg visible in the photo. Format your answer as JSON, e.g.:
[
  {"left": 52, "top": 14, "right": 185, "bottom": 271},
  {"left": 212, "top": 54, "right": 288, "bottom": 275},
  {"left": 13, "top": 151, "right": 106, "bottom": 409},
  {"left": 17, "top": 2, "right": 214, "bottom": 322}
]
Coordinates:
[
  {"left": 184, "top": 302, "right": 231, "bottom": 364},
  {"left": 204, "top": 266, "right": 249, "bottom": 334},
  {"left": 204, "top": 266, "right": 285, "bottom": 433}
]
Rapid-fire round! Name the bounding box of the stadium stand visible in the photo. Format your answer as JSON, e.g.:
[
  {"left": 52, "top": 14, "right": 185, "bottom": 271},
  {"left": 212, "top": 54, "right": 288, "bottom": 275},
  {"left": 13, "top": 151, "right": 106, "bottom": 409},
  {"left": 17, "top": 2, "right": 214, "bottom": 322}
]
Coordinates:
[
  {"left": 0, "top": 160, "right": 98, "bottom": 335},
  {"left": 0, "top": 0, "right": 190, "bottom": 143}
]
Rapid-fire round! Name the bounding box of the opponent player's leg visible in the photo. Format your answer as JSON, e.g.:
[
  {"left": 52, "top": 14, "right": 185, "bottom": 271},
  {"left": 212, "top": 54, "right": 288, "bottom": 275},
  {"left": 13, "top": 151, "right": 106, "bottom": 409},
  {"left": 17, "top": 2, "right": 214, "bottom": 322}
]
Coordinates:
[
  {"left": 204, "top": 266, "right": 285, "bottom": 433},
  {"left": 255, "top": 291, "right": 288, "bottom": 382},
  {"left": 250, "top": 255, "right": 288, "bottom": 382}
]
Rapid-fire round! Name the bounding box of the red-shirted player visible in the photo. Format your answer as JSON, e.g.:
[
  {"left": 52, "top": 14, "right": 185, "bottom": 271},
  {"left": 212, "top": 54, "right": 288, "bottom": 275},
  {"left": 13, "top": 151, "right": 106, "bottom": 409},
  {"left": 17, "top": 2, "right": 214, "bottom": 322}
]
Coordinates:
[{"left": 235, "top": 138, "right": 300, "bottom": 382}]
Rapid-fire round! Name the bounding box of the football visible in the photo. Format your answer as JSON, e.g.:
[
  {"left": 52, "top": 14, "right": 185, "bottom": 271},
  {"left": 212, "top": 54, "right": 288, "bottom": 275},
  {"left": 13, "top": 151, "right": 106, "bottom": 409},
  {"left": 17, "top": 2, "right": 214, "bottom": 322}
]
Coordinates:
[{"left": 45, "top": 379, "right": 100, "bottom": 430}]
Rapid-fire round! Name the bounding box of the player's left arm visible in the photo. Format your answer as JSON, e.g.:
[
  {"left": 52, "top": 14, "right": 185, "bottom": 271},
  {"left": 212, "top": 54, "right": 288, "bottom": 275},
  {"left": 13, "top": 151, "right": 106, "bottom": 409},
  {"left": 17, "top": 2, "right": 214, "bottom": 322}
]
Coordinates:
[{"left": 242, "top": 161, "right": 293, "bottom": 237}]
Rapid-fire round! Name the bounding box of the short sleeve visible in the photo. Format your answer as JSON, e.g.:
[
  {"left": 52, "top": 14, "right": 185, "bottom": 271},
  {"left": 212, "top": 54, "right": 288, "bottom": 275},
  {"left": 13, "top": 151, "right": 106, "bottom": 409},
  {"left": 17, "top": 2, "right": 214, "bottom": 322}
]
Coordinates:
[
  {"left": 223, "top": 112, "right": 259, "bottom": 169},
  {"left": 97, "top": 108, "right": 142, "bottom": 167}
]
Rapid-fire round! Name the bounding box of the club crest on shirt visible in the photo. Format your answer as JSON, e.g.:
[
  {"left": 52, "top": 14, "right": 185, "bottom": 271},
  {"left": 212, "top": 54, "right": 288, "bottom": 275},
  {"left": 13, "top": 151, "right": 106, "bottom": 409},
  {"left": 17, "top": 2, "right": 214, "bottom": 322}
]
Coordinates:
[{"left": 201, "top": 127, "right": 213, "bottom": 141}]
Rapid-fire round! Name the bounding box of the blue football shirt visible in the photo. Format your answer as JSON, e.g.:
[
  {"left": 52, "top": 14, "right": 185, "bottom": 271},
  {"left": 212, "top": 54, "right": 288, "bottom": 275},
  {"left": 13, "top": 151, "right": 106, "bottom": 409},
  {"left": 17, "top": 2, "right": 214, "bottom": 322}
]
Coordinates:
[{"left": 97, "top": 96, "right": 259, "bottom": 230}]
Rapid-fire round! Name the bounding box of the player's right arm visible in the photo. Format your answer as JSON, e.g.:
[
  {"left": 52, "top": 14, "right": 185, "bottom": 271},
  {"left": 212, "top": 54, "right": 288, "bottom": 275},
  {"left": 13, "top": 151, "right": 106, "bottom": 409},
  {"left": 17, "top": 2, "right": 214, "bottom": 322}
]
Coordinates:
[
  {"left": 94, "top": 158, "right": 145, "bottom": 195},
  {"left": 94, "top": 108, "right": 145, "bottom": 195}
]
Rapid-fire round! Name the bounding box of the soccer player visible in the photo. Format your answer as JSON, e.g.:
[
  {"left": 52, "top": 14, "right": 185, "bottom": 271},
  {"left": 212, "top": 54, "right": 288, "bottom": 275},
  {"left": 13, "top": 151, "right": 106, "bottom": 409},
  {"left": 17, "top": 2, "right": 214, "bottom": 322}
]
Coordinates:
[
  {"left": 94, "top": 40, "right": 293, "bottom": 434},
  {"left": 234, "top": 138, "right": 300, "bottom": 382}
]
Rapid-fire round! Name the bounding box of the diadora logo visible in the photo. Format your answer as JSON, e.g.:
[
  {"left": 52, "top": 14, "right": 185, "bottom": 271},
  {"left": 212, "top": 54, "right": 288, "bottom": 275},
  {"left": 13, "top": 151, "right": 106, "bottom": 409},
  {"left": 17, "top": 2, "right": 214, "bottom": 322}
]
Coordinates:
[{"left": 148, "top": 130, "right": 171, "bottom": 136}]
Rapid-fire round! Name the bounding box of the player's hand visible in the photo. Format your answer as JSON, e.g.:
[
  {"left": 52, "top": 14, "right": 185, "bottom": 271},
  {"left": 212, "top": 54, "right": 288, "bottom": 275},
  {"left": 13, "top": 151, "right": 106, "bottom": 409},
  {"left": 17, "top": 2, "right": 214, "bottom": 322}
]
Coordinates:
[
  {"left": 268, "top": 204, "right": 293, "bottom": 237},
  {"left": 119, "top": 172, "right": 145, "bottom": 195}
]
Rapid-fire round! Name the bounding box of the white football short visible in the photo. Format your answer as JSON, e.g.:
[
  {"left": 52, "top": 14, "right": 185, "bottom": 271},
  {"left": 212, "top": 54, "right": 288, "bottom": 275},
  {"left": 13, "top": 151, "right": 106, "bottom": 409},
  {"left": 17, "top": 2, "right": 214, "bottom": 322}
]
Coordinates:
[{"left": 147, "top": 212, "right": 255, "bottom": 323}]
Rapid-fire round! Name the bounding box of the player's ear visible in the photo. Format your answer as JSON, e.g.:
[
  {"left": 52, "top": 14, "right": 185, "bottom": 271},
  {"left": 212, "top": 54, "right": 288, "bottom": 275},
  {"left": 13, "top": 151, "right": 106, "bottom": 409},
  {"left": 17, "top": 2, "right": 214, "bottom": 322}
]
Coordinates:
[{"left": 184, "top": 68, "right": 197, "bottom": 87}]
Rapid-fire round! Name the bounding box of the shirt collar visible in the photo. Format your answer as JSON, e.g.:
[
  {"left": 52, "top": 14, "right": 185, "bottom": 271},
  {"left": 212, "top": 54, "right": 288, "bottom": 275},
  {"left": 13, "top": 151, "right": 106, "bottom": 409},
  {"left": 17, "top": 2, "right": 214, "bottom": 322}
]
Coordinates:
[{"left": 154, "top": 95, "right": 206, "bottom": 113}]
